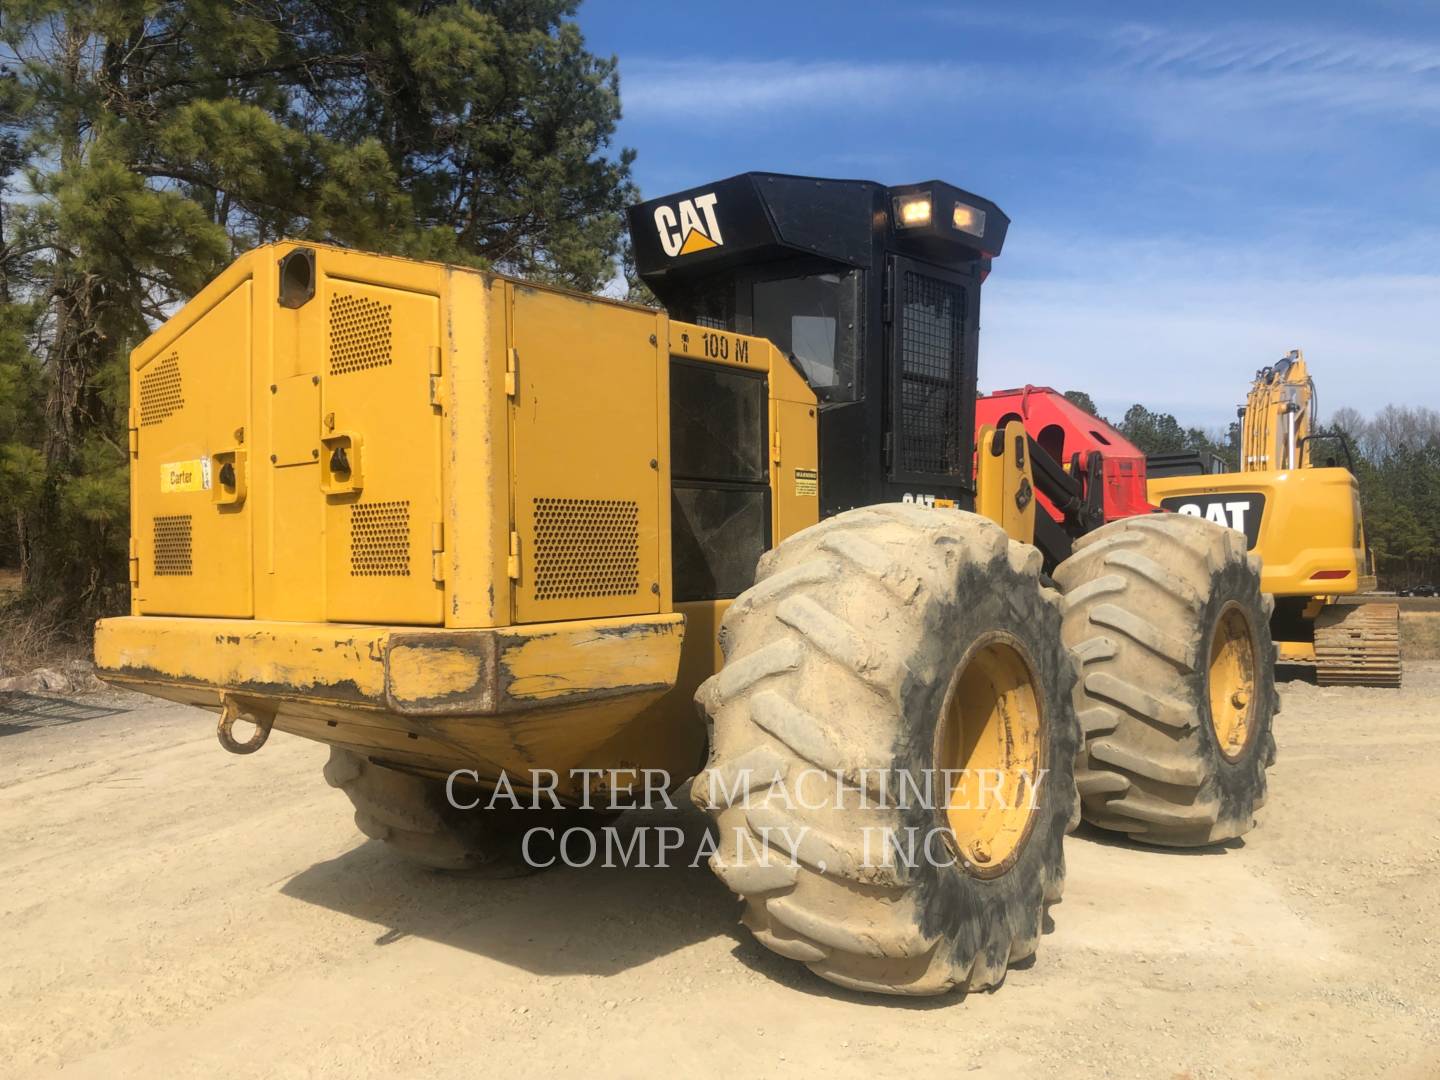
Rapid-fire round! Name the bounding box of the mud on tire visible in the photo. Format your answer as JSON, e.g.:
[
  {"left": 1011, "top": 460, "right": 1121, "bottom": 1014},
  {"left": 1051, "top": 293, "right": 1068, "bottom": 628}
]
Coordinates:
[
  {"left": 694, "top": 504, "right": 1080, "bottom": 996},
  {"left": 1055, "top": 514, "right": 1278, "bottom": 847}
]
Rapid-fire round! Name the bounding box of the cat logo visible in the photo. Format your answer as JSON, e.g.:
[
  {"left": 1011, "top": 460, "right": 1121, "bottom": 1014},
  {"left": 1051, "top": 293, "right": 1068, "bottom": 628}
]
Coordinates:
[
  {"left": 654, "top": 192, "right": 723, "bottom": 257},
  {"left": 1159, "top": 492, "right": 1266, "bottom": 549}
]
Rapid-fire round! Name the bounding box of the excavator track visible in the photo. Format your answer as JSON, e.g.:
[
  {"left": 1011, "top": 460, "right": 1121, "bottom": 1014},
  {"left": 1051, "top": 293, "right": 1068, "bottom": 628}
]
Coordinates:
[{"left": 1314, "top": 603, "right": 1402, "bottom": 688}]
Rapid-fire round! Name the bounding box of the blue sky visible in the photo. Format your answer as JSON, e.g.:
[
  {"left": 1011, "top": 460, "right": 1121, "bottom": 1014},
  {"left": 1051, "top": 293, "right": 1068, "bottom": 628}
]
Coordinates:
[{"left": 582, "top": 0, "right": 1439, "bottom": 430}]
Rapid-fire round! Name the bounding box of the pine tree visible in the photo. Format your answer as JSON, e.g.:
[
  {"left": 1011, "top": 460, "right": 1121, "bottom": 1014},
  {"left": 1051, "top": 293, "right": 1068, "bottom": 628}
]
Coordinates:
[{"left": 0, "top": 1, "right": 634, "bottom": 628}]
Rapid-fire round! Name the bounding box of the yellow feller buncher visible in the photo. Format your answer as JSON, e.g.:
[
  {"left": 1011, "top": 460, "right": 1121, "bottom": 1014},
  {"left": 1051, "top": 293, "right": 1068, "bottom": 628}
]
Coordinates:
[
  {"left": 97, "top": 173, "right": 1277, "bottom": 996},
  {"left": 1148, "top": 349, "right": 1401, "bottom": 687}
]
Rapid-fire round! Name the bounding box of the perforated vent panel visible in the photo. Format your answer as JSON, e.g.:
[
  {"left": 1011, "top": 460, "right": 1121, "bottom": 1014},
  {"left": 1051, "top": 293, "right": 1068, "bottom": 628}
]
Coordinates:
[
  {"left": 152, "top": 515, "right": 193, "bottom": 576},
  {"left": 329, "top": 293, "right": 393, "bottom": 375},
  {"left": 898, "top": 271, "right": 967, "bottom": 476},
  {"left": 350, "top": 500, "right": 411, "bottom": 576},
  {"left": 138, "top": 353, "right": 185, "bottom": 426},
  {"left": 532, "top": 498, "right": 640, "bottom": 601}
]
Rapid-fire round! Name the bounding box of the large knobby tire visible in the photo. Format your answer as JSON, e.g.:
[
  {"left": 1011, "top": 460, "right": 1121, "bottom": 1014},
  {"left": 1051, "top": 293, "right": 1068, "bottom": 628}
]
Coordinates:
[
  {"left": 694, "top": 504, "right": 1080, "bottom": 996},
  {"left": 324, "top": 748, "right": 546, "bottom": 875},
  {"left": 1054, "top": 514, "right": 1278, "bottom": 847}
]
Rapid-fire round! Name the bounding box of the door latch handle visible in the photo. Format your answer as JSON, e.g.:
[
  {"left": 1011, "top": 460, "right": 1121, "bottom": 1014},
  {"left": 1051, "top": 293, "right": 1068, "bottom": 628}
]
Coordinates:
[
  {"left": 212, "top": 448, "right": 247, "bottom": 507},
  {"left": 320, "top": 433, "right": 363, "bottom": 495}
]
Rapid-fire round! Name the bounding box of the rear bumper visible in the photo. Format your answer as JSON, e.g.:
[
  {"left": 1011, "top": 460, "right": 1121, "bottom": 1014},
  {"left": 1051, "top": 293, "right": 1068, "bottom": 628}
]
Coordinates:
[{"left": 94, "top": 613, "right": 686, "bottom": 717}]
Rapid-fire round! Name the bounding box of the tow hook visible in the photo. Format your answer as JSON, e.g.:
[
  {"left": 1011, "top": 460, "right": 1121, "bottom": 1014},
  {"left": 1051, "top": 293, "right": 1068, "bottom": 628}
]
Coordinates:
[{"left": 217, "top": 694, "right": 275, "bottom": 755}]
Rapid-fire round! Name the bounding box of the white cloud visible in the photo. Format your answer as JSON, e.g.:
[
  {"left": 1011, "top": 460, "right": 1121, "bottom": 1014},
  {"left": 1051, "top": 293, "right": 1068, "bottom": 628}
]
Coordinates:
[
  {"left": 621, "top": 58, "right": 982, "bottom": 119},
  {"left": 621, "top": 18, "right": 1440, "bottom": 129},
  {"left": 981, "top": 255, "right": 1440, "bottom": 426},
  {"left": 1108, "top": 22, "right": 1440, "bottom": 82},
  {"left": 1002, "top": 15, "right": 1440, "bottom": 124}
]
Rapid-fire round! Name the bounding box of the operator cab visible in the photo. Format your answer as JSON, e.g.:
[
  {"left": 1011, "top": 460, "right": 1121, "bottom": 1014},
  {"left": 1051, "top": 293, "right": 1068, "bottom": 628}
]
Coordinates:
[{"left": 628, "top": 173, "right": 1009, "bottom": 517}]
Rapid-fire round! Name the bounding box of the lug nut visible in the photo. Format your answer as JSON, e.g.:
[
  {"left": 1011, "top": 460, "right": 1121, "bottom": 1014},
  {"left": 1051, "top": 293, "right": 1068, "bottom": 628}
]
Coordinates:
[{"left": 1231, "top": 689, "right": 1249, "bottom": 709}]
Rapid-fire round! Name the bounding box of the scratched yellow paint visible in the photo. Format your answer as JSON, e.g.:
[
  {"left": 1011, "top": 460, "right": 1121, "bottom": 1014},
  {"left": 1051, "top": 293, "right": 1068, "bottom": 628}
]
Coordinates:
[
  {"left": 386, "top": 645, "right": 480, "bottom": 700},
  {"left": 498, "top": 614, "right": 684, "bottom": 702},
  {"left": 95, "top": 616, "right": 390, "bottom": 700}
]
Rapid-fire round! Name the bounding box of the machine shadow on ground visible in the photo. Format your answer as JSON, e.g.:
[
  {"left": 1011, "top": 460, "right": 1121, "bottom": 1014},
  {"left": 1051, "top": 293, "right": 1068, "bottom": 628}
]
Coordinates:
[
  {"left": 0, "top": 692, "right": 129, "bottom": 736},
  {"left": 282, "top": 802, "right": 749, "bottom": 981},
  {"left": 281, "top": 797, "right": 1063, "bottom": 1009},
  {"left": 1068, "top": 821, "right": 1244, "bottom": 857}
]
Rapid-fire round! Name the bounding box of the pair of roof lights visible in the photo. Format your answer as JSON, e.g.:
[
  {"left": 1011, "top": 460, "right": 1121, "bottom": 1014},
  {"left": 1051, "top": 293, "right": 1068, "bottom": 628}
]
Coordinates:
[{"left": 893, "top": 192, "right": 986, "bottom": 238}]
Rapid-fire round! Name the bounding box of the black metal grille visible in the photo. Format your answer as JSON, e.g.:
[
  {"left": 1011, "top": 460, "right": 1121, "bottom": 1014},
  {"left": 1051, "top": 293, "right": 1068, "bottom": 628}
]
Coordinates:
[
  {"left": 152, "top": 515, "right": 193, "bottom": 576},
  {"left": 899, "top": 271, "right": 966, "bottom": 475}
]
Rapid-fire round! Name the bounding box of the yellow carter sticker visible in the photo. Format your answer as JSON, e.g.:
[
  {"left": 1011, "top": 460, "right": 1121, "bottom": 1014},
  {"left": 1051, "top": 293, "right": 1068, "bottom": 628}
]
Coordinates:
[{"left": 161, "top": 458, "right": 211, "bottom": 493}]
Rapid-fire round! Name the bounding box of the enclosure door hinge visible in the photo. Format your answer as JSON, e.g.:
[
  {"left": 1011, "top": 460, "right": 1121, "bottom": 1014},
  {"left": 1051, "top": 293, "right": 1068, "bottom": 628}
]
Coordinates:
[
  {"left": 771, "top": 427, "right": 782, "bottom": 466},
  {"left": 430, "top": 522, "right": 445, "bottom": 583},
  {"left": 507, "top": 530, "right": 521, "bottom": 580},
  {"left": 428, "top": 345, "right": 443, "bottom": 408},
  {"left": 504, "top": 348, "right": 519, "bottom": 398},
  {"left": 127, "top": 408, "right": 139, "bottom": 457},
  {"left": 128, "top": 537, "right": 140, "bottom": 585}
]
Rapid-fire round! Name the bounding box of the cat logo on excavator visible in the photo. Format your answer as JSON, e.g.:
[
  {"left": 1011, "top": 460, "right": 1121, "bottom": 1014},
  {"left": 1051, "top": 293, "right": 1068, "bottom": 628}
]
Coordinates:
[{"left": 653, "top": 191, "right": 723, "bottom": 256}]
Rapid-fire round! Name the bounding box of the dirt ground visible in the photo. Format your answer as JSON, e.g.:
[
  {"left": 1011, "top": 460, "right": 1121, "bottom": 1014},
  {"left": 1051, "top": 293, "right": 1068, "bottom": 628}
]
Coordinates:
[
  {"left": 2, "top": 666, "right": 1438, "bottom": 1079},
  {"left": 1402, "top": 612, "right": 1440, "bottom": 659}
]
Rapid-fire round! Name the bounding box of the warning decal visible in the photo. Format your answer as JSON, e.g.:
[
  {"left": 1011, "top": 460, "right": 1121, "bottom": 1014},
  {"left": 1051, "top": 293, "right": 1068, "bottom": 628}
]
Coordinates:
[{"left": 794, "top": 468, "right": 818, "bottom": 496}]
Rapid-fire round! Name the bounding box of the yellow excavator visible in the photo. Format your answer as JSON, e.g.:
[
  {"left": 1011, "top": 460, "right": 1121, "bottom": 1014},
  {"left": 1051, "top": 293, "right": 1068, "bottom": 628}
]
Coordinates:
[{"left": 1148, "top": 349, "right": 1400, "bottom": 687}]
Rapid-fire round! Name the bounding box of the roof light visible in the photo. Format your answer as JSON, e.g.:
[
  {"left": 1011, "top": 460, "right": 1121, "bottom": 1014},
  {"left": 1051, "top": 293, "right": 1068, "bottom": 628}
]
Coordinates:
[
  {"left": 894, "top": 194, "right": 932, "bottom": 228},
  {"left": 952, "top": 202, "right": 986, "bottom": 238}
]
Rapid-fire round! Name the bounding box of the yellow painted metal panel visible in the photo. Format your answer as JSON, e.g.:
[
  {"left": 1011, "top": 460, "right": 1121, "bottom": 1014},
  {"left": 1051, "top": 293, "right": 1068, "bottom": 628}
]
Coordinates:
[
  {"left": 271, "top": 374, "right": 320, "bottom": 466},
  {"left": 1148, "top": 467, "right": 1362, "bottom": 597},
  {"left": 1277, "top": 639, "right": 1318, "bottom": 663},
  {"left": 509, "top": 285, "right": 664, "bottom": 623},
  {"left": 385, "top": 613, "right": 685, "bottom": 712},
  {"left": 256, "top": 245, "right": 324, "bottom": 622},
  {"left": 668, "top": 323, "right": 764, "bottom": 371},
  {"left": 974, "top": 420, "right": 1036, "bottom": 544},
  {"left": 440, "top": 268, "right": 510, "bottom": 628},
  {"left": 320, "top": 273, "right": 445, "bottom": 625},
  {"left": 133, "top": 278, "right": 254, "bottom": 617},
  {"left": 772, "top": 398, "right": 820, "bottom": 545},
  {"left": 96, "top": 612, "right": 685, "bottom": 721},
  {"left": 95, "top": 615, "right": 390, "bottom": 704},
  {"left": 653, "top": 312, "right": 675, "bottom": 616},
  {"left": 764, "top": 332, "right": 821, "bottom": 547}
]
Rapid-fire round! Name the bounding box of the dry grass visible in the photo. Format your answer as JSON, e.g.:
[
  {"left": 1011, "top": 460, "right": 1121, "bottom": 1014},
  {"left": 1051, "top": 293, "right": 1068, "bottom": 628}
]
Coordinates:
[
  {"left": 0, "top": 572, "right": 95, "bottom": 677},
  {"left": 0, "top": 602, "right": 85, "bottom": 678},
  {"left": 1402, "top": 612, "right": 1440, "bottom": 660}
]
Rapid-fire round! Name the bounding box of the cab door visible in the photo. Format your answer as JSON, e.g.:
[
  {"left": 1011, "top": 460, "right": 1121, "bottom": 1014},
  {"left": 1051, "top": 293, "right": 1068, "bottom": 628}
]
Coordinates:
[{"left": 886, "top": 257, "right": 978, "bottom": 496}]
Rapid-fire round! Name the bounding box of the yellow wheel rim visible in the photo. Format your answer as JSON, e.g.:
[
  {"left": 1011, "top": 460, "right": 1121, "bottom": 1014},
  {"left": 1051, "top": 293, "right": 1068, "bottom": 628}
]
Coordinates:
[
  {"left": 935, "top": 634, "right": 1045, "bottom": 878},
  {"left": 1208, "top": 602, "right": 1258, "bottom": 762}
]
